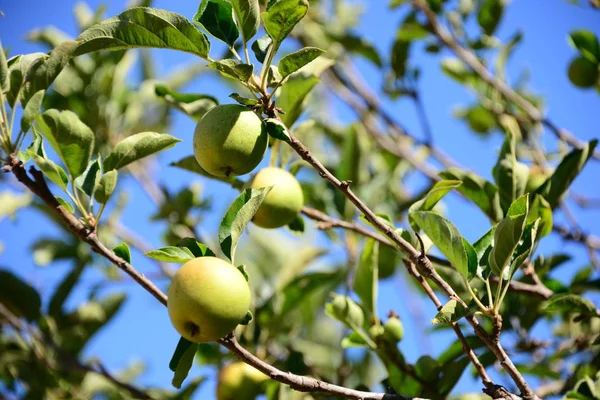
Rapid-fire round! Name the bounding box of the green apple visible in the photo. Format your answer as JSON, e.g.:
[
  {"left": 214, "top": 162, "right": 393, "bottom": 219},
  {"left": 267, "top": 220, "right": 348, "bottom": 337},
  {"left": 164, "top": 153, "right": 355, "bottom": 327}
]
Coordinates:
[
  {"left": 167, "top": 257, "right": 251, "bottom": 342},
  {"left": 383, "top": 316, "right": 404, "bottom": 343},
  {"left": 193, "top": 104, "right": 268, "bottom": 177},
  {"left": 217, "top": 362, "right": 268, "bottom": 400},
  {"left": 249, "top": 167, "right": 304, "bottom": 229},
  {"left": 568, "top": 56, "right": 599, "bottom": 88}
]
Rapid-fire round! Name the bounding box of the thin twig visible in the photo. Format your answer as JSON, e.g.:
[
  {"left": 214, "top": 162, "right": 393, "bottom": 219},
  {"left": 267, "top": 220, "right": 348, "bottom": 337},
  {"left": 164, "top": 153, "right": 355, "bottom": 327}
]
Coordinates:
[
  {"left": 277, "top": 120, "right": 536, "bottom": 398},
  {"left": 412, "top": 0, "right": 600, "bottom": 161}
]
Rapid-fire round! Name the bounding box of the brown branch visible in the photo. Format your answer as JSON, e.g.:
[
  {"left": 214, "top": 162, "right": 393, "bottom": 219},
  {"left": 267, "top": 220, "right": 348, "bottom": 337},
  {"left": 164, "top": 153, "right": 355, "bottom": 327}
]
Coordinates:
[
  {"left": 302, "top": 206, "right": 554, "bottom": 301},
  {"left": 412, "top": 0, "right": 600, "bottom": 161},
  {"left": 108, "top": 219, "right": 175, "bottom": 277},
  {"left": 6, "top": 157, "right": 419, "bottom": 400},
  {"left": 279, "top": 122, "right": 536, "bottom": 397},
  {"left": 220, "top": 335, "right": 418, "bottom": 400},
  {"left": 0, "top": 304, "right": 152, "bottom": 400},
  {"left": 402, "top": 261, "right": 495, "bottom": 394}
]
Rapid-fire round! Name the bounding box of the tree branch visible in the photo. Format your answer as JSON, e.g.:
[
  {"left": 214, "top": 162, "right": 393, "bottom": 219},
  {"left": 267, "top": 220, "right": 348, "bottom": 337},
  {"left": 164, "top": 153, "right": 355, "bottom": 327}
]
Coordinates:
[
  {"left": 5, "top": 156, "right": 420, "bottom": 400},
  {"left": 412, "top": 0, "right": 600, "bottom": 161},
  {"left": 0, "top": 304, "right": 152, "bottom": 400},
  {"left": 278, "top": 123, "right": 537, "bottom": 398}
]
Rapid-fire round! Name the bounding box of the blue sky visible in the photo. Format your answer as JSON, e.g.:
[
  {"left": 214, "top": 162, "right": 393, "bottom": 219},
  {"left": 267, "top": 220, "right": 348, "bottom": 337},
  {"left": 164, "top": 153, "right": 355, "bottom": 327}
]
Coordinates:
[{"left": 1, "top": 0, "right": 599, "bottom": 398}]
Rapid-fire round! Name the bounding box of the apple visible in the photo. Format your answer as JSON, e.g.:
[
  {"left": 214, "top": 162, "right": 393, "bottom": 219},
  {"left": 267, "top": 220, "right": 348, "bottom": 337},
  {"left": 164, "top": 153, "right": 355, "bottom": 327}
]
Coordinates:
[
  {"left": 167, "top": 257, "right": 251, "bottom": 342},
  {"left": 249, "top": 167, "right": 304, "bottom": 229},
  {"left": 568, "top": 57, "right": 599, "bottom": 88},
  {"left": 193, "top": 104, "right": 268, "bottom": 177},
  {"left": 217, "top": 362, "right": 268, "bottom": 400}
]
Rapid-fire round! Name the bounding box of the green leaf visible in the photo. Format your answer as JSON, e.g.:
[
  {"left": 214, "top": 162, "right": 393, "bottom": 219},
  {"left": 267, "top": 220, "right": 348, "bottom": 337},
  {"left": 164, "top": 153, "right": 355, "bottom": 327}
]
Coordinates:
[
  {"left": 239, "top": 310, "right": 253, "bottom": 325},
  {"left": 103, "top": 132, "right": 180, "bottom": 171},
  {"left": 251, "top": 35, "right": 272, "bottom": 63},
  {"left": 329, "top": 33, "right": 382, "bottom": 68},
  {"left": 176, "top": 238, "right": 216, "bottom": 258},
  {"left": 94, "top": 170, "right": 118, "bottom": 204},
  {"left": 528, "top": 194, "right": 552, "bottom": 238},
  {"left": 473, "top": 227, "right": 494, "bottom": 279},
  {"left": 390, "top": 38, "right": 411, "bottom": 78},
  {"left": 24, "top": 40, "right": 78, "bottom": 103},
  {"left": 113, "top": 243, "right": 131, "bottom": 264},
  {"left": 569, "top": 30, "right": 600, "bottom": 63},
  {"left": 507, "top": 219, "right": 539, "bottom": 280},
  {"left": 207, "top": 60, "right": 253, "bottom": 82},
  {"left": 170, "top": 156, "right": 244, "bottom": 187},
  {"left": 262, "top": 0, "right": 309, "bottom": 47},
  {"left": 439, "top": 168, "right": 502, "bottom": 222},
  {"left": 463, "top": 105, "right": 497, "bottom": 134},
  {"left": 397, "top": 20, "right": 429, "bottom": 41},
  {"left": 172, "top": 340, "right": 198, "bottom": 389},
  {"left": 155, "top": 84, "right": 218, "bottom": 105},
  {"left": 543, "top": 293, "right": 598, "bottom": 317},
  {"left": 145, "top": 246, "right": 195, "bottom": 263},
  {"left": 441, "top": 58, "right": 471, "bottom": 84},
  {"left": 536, "top": 139, "right": 598, "bottom": 209},
  {"left": 218, "top": 187, "right": 272, "bottom": 263},
  {"left": 411, "top": 211, "right": 475, "bottom": 280},
  {"left": 74, "top": 158, "right": 101, "bottom": 197},
  {"left": 341, "top": 331, "right": 368, "bottom": 348},
  {"left": 493, "top": 133, "right": 529, "bottom": 214},
  {"left": 230, "top": 0, "right": 260, "bottom": 42},
  {"left": 0, "top": 40, "right": 8, "bottom": 92},
  {"left": 488, "top": 194, "right": 529, "bottom": 277},
  {"left": 478, "top": 0, "right": 503, "bottom": 36},
  {"left": 229, "top": 93, "right": 260, "bottom": 106},
  {"left": 194, "top": 0, "right": 239, "bottom": 47},
  {"left": 155, "top": 84, "right": 218, "bottom": 120},
  {"left": 277, "top": 75, "right": 320, "bottom": 127},
  {"left": 415, "top": 355, "right": 441, "bottom": 382},
  {"left": 264, "top": 118, "right": 291, "bottom": 141},
  {"left": 20, "top": 90, "right": 44, "bottom": 134},
  {"left": 237, "top": 264, "right": 249, "bottom": 281},
  {"left": 325, "top": 294, "right": 364, "bottom": 330},
  {"left": 48, "top": 264, "right": 84, "bottom": 317},
  {"left": 0, "top": 269, "right": 42, "bottom": 321},
  {"left": 408, "top": 180, "right": 462, "bottom": 230},
  {"left": 353, "top": 239, "right": 379, "bottom": 316},
  {"left": 279, "top": 47, "right": 324, "bottom": 79},
  {"left": 169, "top": 336, "right": 195, "bottom": 372},
  {"left": 287, "top": 215, "right": 305, "bottom": 233},
  {"left": 439, "top": 358, "right": 470, "bottom": 396},
  {"left": 75, "top": 7, "right": 210, "bottom": 59},
  {"left": 38, "top": 109, "right": 95, "bottom": 178},
  {"left": 28, "top": 151, "right": 69, "bottom": 190},
  {"left": 55, "top": 197, "right": 74, "bottom": 214},
  {"left": 6, "top": 53, "right": 46, "bottom": 108}
]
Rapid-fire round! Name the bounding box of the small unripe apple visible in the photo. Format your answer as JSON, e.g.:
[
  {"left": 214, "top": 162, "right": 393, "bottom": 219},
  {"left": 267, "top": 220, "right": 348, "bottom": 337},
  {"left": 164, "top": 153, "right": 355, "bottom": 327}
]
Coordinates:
[
  {"left": 248, "top": 167, "right": 304, "bottom": 229},
  {"left": 193, "top": 104, "right": 268, "bottom": 177},
  {"left": 167, "top": 257, "right": 251, "bottom": 342},
  {"left": 383, "top": 316, "right": 404, "bottom": 343},
  {"left": 568, "top": 56, "right": 599, "bottom": 88},
  {"left": 217, "top": 362, "right": 268, "bottom": 400}
]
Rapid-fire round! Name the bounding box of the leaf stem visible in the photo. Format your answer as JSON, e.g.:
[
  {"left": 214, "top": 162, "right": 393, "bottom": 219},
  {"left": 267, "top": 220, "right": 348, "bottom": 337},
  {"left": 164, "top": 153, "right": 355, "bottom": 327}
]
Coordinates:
[
  {"left": 95, "top": 202, "right": 107, "bottom": 229},
  {"left": 484, "top": 278, "right": 494, "bottom": 307},
  {"left": 230, "top": 46, "right": 243, "bottom": 62},
  {"left": 466, "top": 281, "right": 489, "bottom": 313},
  {"left": 260, "top": 44, "right": 277, "bottom": 91},
  {"left": 71, "top": 180, "right": 90, "bottom": 220},
  {"left": 493, "top": 274, "right": 504, "bottom": 312}
]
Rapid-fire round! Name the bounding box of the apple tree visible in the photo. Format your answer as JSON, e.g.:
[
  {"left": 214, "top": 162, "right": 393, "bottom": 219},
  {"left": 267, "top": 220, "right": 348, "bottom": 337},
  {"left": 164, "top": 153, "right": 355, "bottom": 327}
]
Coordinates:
[{"left": 1, "top": 0, "right": 599, "bottom": 399}]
